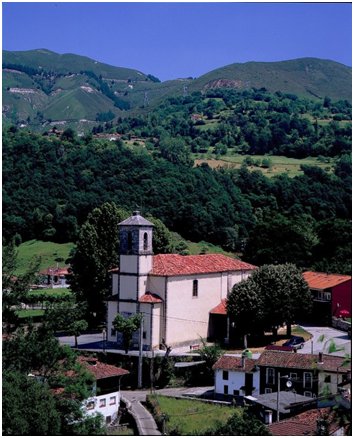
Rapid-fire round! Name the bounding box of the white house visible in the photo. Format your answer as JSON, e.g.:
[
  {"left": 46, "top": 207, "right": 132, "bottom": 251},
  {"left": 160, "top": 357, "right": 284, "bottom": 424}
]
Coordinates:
[
  {"left": 79, "top": 356, "right": 129, "bottom": 424},
  {"left": 106, "top": 211, "right": 256, "bottom": 350},
  {"left": 213, "top": 354, "right": 260, "bottom": 398}
]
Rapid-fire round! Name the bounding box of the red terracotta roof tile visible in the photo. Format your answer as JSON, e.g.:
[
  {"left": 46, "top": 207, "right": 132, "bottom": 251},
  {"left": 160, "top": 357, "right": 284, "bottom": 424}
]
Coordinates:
[
  {"left": 151, "top": 254, "right": 256, "bottom": 276},
  {"left": 139, "top": 292, "right": 163, "bottom": 304},
  {"left": 213, "top": 355, "right": 258, "bottom": 373},
  {"left": 210, "top": 299, "right": 227, "bottom": 315},
  {"left": 268, "top": 407, "right": 340, "bottom": 436},
  {"left": 78, "top": 357, "right": 129, "bottom": 380},
  {"left": 303, "top": 271, "right": 351, "bottom": 290},
  {"left": 257, "top": 351, "right": 351, "bottom": 373}
]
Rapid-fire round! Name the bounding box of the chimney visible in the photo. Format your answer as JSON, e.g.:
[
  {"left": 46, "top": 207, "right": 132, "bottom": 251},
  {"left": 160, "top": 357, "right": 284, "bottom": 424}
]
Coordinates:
[{"left": 318, "top": 352, "right": 323, "bottom": 364}]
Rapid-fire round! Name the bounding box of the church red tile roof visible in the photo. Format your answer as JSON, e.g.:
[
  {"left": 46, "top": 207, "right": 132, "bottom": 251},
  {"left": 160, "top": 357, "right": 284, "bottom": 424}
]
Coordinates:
[
  {"left": 151, "top": 254, "right": 256, "bottom": 277},
  {"left": 303, "top": 271, "right": 351, "bottom": 290},
  {"left": 78, "top": 357, "right": 129, "bottom": 380},
  {"left": 210, "top": 298, "right": 227, "bottom": 315},
  {"left": 213, "top": 355, "right": 258, "bottom": 373},
  {"left": 139, "top": 292, "right": 163, "bottom": 304}
]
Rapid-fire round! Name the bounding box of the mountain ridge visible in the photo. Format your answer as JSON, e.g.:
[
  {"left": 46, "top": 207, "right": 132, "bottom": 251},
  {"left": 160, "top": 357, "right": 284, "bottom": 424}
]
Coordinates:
[{"left": 3, "top": 49, "right": 351, "bottom": 129}]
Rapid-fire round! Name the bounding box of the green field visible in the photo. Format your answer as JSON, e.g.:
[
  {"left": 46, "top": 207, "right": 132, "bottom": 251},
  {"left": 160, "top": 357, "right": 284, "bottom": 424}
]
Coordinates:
[
  {"left": 15, "top": 240, "right": 74, "bottom": 275},
  {"left": 170, "top": 233, "right": 235, "bottom": 257},
  {"left": 151, "top": 396, "right": 234, "bottom": 435},
  {"left": 194, "top": 154, "right": 334, "bottom": 178}
]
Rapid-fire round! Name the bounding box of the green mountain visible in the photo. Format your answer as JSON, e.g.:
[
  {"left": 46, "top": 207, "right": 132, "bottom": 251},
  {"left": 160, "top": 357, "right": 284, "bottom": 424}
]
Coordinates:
[
  {"left": 3, "top": 50, "right": 351, "bottom": 130},
  {"left": 191, "top": 58, "right": 351, "bottom": 101}
]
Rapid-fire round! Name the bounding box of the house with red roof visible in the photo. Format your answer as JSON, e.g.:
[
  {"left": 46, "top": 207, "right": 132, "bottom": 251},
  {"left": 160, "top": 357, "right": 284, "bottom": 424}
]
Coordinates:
[
  {"left": 213, "top": 354, "right": 260, "bottom": 398},
  {"left": 303, "top": 271, "right": 352, "bottom": 325},
  {"left": 257, "top": 350, "right": 351, "bottom": 398},
  {"left": 40, "top": 266, "right": 71, "bottom": 288},
  {"left": 106, "top": 211, "right": 256, "bottom": 350},
  {"left": 268, "top": 407, "right": 348, "bottom": 435},
  {"left": 78, "top": 356, "right": 129, "bottom": 424}
]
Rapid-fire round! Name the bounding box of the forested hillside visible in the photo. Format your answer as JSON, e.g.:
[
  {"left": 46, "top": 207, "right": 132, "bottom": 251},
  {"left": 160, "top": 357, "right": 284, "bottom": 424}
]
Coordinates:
[
  {"left": 113, "top": 88, "right": 351, "bottom": 159},
  {"left": 3, "top": 95, "right": 351, "bottom": 273}
]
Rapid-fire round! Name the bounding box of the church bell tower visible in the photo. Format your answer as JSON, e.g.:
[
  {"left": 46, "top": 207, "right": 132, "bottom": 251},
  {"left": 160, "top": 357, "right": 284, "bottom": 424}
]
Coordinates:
[{"left": 118, "top": 211, "right": 154, "bottom": 302}]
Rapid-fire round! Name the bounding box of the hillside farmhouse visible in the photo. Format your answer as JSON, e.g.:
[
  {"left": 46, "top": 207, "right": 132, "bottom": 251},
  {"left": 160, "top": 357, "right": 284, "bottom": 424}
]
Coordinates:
[{"left": 106, "top": 211, "right": 256, "bottom": 350}]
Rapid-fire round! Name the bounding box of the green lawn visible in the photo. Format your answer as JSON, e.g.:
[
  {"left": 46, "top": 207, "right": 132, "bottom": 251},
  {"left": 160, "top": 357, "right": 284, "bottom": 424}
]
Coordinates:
[
  {"left": 15, "top": 240, "right": 75, "bottom": 275},
  {"left": 170, "top": 233, "right": 235, "bottom": 257},
  {"left": 152, "top": 396, "right": 234, "bottom": 435}
]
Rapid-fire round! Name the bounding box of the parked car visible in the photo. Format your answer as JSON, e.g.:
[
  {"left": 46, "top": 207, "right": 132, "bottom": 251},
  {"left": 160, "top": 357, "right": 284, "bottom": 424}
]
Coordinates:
[{"left": 282, "top": 336, "right": 305, "bottom": 350}]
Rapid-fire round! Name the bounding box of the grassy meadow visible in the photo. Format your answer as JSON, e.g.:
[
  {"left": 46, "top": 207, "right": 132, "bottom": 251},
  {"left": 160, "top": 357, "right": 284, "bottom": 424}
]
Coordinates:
[
  {"left": 152, "top": 396, "right": 234, "bottom": 435},
  {"left": 194, "top": 154, "right": 334, "bottom": 178},
  {"left": 15, "top": 240, "right": 74, "bottom": 275}
]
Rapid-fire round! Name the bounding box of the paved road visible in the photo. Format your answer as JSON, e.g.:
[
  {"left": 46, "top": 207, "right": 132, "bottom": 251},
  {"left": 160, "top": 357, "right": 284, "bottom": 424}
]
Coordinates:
[
  {"left": 122, "top": 386, "right": 214, "bottom": 436},
  {"left": 299, "top": 324, "right": 350, "bottom": 357},
  {"left": 122, "top": 391, "right": 161, "bottom": 436}
]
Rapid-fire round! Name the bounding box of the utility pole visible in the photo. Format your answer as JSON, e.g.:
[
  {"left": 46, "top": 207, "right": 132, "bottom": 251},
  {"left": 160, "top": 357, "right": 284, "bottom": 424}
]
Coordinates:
[
  {"left": 138, "top": 314, "right": 144, "bottom": 389},
  {"left": 276, "top": 372, "right": 281, "bottom": 422}
]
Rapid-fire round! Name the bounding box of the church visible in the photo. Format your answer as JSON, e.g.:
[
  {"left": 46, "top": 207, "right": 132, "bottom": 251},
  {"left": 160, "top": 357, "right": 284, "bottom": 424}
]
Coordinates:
[{"left": 106, "top": 211, "right": 256, "bottom": 350}]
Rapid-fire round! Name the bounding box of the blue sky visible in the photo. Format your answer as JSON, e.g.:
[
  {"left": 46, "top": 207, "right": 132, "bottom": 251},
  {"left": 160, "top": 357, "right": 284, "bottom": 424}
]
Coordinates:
[{"left": 3, "top": 2, "right": 352, "bottom": 81}]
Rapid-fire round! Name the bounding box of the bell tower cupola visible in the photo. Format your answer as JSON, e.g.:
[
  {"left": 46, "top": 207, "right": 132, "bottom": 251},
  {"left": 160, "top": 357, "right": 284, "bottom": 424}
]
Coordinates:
[
  {"left": 119, "top": 211, "right": 154, "bottom": 256},
  {"left": 118, "top": 211, "right": 154, "bottom": 277}
]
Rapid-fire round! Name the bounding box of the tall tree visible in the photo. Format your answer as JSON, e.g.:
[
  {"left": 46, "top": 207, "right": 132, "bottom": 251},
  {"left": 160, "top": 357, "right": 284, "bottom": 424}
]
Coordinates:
[
  {"left": 227, "top": 276, "right": 266, "bottom": 348},
  {"left": 227, "top": 264, "right": 312, "bottom": 342},
  {"left": 69, "top": 203, "right": 128, "bottom": 325}
]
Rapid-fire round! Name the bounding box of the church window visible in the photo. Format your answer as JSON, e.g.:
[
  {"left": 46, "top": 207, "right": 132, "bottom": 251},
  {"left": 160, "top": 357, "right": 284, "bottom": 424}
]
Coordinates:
[
  {"left": 143, "top": 232, "right": 148, "bottom": 251},
  {"left": 193, "top": 280, "right": 198, "bottom": 297}
]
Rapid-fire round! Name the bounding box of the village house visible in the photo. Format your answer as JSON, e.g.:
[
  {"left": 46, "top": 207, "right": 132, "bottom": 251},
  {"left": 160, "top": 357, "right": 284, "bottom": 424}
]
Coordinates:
[
  {"left": 213, "top": 353, "right": 260, "bottom": 398},
  {"left": 78, "top": 356, "right": 129, "bottom": 424},
  {"left": 303, "top": 271, "right": 352, "bottom": 325},
  {"left": 40, "top": 266, "right": 71, "bottom": 288},
  {"left": 256, "top": 350, "right": 351, "bottom": 398},
  {"left": 106, "top": 211, "right": 256, "bottom": 350}
]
